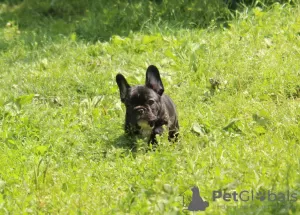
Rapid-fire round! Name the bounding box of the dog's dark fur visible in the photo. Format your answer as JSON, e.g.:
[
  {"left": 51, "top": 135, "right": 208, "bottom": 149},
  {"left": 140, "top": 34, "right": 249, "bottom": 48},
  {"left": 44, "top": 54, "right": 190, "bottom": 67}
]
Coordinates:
[{"left": 116, "top": 65, "right": 179, "bottom": 144}]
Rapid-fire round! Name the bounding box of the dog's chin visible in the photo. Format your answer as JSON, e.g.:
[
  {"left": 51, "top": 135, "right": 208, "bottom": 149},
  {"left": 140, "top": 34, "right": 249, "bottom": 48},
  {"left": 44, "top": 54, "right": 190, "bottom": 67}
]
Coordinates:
[{"left": 137, "top": 120, "right": 153, "bottom": 137}]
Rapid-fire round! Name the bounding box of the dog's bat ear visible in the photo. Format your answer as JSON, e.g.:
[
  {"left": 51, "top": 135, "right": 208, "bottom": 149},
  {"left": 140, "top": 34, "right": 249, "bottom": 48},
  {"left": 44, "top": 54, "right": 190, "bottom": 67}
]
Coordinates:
[
  {"left": 145, "top": 65, "right": 164, "bottom": 95},
  {"left": 116, "top": 74, "right": 130, "bottom": 103}
]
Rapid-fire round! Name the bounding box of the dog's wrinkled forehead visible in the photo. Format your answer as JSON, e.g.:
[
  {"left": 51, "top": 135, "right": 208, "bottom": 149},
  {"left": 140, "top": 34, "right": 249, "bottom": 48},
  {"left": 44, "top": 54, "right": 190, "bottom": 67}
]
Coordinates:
[{"left": 129, "top": 86, "right": 158, "bottom": 105}]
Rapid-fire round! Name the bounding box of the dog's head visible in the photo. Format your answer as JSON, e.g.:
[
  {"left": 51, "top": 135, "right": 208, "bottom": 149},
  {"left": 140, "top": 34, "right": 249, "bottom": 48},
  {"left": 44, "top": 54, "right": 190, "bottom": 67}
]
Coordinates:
[{"left": 116, "top": 65, "right": 165, "bottom": 130}]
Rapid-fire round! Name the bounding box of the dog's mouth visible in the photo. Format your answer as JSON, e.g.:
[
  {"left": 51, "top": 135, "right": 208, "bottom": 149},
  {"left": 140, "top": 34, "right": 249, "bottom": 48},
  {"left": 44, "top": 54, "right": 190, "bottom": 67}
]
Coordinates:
[{"left": 149, "top": 120, "right": 155, "bottom": 127}]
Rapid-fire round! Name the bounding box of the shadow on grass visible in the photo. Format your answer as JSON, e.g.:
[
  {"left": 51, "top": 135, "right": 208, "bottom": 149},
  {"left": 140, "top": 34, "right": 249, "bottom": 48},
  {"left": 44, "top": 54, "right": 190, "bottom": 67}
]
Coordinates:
[
  {"left": 103, "top": 132, "right": 164, "bottom": 157},
  {"left": 113, "top": 134, "right": 138, "bottom": 151},
  {"left": 1, "top": 0, "right": 294, "bottom": 48},
  {"left": 0, "top": 0, "right": 236, "bottom": 43}
]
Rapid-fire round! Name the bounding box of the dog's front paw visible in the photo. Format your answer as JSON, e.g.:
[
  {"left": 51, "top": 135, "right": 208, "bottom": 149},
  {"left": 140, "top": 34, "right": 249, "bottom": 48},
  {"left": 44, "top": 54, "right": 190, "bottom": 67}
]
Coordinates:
[{"left": 153, "top": 126, "right": 164, "bottom": 135}]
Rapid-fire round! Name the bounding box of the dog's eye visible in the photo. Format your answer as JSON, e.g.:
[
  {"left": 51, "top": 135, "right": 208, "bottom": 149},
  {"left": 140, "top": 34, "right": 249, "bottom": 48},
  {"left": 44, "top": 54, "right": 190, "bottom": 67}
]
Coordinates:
[{"left": 148, "top": 99, "right": 155, "bottom": 105}]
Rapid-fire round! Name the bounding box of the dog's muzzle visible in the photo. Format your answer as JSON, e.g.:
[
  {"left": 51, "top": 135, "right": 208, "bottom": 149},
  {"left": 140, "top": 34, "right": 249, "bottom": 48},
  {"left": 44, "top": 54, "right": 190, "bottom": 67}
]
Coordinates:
[
  {"left": 134, "top": 106, "right": 157, "bottom": 123},
  {"left": 134, "top": 106, "right": 146, "bottom": 115}
]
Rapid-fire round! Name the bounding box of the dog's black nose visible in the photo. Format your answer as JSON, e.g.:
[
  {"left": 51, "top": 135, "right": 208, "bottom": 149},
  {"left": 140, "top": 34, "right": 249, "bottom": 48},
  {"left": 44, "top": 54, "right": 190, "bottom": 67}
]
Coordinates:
[
  {"left": 137, "top": 109, "right": 144, "bottom": 115},
  {"left": 134, "top": 106, "right": 145, "bottom": 115}
]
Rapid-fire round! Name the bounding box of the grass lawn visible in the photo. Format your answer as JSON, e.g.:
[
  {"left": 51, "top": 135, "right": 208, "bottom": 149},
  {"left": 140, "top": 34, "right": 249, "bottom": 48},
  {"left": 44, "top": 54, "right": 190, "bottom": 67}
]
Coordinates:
[{"left": 0, "top": 1, "right": 300, "bottom": 214}]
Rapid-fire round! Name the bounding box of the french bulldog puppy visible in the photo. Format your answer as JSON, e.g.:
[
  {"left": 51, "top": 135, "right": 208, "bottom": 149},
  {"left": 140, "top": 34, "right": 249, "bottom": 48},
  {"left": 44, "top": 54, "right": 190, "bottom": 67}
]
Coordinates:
[{"left": 116, "top": 65, "right": 179, "bottom": 144}]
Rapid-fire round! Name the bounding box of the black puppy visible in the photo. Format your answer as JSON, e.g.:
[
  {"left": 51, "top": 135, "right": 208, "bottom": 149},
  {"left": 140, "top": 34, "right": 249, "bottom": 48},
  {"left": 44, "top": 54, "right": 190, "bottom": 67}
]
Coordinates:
[{"left": 116, "top": 65, "right": 179, "bottom": 144}]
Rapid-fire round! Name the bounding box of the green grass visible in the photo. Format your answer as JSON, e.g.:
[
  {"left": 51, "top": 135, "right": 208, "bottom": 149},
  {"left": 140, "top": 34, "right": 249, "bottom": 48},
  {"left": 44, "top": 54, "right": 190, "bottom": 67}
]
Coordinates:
[{"left": 1, "top": 1, "right": 300, "bottom": 214}]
